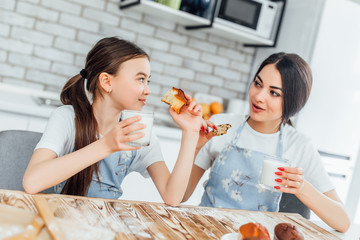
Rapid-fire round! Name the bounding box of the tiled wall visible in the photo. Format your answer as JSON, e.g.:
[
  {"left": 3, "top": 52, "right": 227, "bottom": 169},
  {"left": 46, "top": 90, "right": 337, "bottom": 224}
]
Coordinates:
[{"left": 0, "top": 0, "right": 255, "bottom": 115}]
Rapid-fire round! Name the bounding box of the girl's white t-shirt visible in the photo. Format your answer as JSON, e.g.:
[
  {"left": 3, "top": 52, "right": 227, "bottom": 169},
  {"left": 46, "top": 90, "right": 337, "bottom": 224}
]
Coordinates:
[
  {"left": 35, "top": 105, "right": 164, "bottom": 178},
  {"left": 195, "top": 113, "right": 334, "bottom": 194}
]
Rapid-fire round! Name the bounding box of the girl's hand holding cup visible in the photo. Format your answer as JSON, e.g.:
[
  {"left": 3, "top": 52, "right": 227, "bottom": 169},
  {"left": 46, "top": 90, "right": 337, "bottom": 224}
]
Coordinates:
[{"left": 103, "top": 115, "right": 146, "bottom": 152}]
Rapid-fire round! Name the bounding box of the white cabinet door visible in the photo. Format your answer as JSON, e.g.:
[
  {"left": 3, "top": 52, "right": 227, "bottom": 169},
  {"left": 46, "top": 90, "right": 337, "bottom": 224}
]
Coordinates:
[
  {"left": 120, "top": 126, "right": 210, "bottom": 206},
  {"left": 120, "top": 135, "right": 181, "bottom": 203}
]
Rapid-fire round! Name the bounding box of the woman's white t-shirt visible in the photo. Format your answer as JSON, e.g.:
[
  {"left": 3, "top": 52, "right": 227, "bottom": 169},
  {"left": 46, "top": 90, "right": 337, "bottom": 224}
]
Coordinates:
[
  {"left": 195, "top": 113, "right": 334, "bottom": 194},
  {"left": 35, "top": 105, "right": 164, "bottom": 178}
]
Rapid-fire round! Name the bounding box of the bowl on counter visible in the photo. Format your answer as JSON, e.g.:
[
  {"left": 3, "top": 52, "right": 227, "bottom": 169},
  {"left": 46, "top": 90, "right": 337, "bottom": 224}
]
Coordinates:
[{"left": 221, "top": 232, "right": 240, "bottom": 240}]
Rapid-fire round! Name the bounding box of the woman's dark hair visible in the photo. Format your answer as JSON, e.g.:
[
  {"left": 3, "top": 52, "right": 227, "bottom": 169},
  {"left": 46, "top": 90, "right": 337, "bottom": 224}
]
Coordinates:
[
  {"left": 60, "top": 37, "right": 149, "bottom": 196},
  {"left": 253, "top": 52, "right": 312, "bottom": 125}
]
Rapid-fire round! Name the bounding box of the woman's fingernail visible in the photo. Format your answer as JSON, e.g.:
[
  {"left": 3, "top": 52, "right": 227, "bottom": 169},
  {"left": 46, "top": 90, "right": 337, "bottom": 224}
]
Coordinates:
[
  {"left": 213, "top": 125, "right": 217, "bottom": 130},
  {"left": 275, "top": 178, "right": 282, "bottom": 183},
  {"left": 277, "top": 167, "right": 285, "bottom": 171},
  {"left": 274, "top": 186, "right": 280, "bottom": 190},
  {"left": 201, "top": 126, "right": 204, "bottom": 131},
  {"left": 275, "top": 172, "right": 283, "bottom": 176}
]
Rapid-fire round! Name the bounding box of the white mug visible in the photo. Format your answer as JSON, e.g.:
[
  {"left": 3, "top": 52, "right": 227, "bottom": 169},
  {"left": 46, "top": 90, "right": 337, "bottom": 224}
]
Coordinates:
[
  {"left": 259, "top": 156, "right": 289, "bottom": 191},
  {"left": 120, "top": 110, "right": 154, "bottom": 147}
]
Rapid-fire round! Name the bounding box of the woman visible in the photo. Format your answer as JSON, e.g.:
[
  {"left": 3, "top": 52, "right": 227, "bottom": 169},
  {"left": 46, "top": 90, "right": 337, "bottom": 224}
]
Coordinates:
[
  {"left": 184, "top": 52, "right": 350, "bottom": 232},
  {"left": 23, "top": 37, "right": 202, "bottom": 206}
]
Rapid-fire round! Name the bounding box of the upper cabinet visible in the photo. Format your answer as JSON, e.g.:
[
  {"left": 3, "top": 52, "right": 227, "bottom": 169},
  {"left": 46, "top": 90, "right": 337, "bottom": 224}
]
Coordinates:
[{"left": 119, "top": 0, "right": 286, "bottom": 47}]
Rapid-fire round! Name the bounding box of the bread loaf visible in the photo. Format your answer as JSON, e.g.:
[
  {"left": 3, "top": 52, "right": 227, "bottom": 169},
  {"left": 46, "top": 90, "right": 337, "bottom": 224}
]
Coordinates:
[
  {"left": 239, "top": 222, "right": 270, "bottom": 240},
  {"left": 161, "top": 87, "right": 187, "bottom": 114}
]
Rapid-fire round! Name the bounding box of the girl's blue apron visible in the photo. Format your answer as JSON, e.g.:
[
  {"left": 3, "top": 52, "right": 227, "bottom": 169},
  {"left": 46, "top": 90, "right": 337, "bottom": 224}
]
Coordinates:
[
  {"left": 200, "top": 120, "right": 286, "bottom": 212},
  {"left": 55, "top": 150, "right": 136, "bottom": 199}
]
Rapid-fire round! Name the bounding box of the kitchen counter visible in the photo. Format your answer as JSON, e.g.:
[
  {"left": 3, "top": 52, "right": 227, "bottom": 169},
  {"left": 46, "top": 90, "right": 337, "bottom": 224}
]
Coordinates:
[{"left": 0, "top": 84, "right": 57, "bottom": 119}]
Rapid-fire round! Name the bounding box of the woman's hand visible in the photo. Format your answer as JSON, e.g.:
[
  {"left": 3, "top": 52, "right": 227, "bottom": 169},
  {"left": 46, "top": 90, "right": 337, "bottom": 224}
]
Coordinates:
[
  {"left": 169, "top": 94, "right": 202, "bottom": 132},
  {"left": 274, "top": 167, "right": 305, "bottom": 195},
  {"left": 103, "top": 116, "right": 145, "bottom": 152},
  {"left": 197, "top": 119, "right": 217, "bottom": 151}
]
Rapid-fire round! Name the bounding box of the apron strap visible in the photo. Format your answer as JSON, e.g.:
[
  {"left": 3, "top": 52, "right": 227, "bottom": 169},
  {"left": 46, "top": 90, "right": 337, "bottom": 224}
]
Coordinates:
[
  {"left": 232, "top": 117, "right": 285, "bottom": 160},
  {"left": 276, "top": 123, "right": 284, "bottom": 158}
]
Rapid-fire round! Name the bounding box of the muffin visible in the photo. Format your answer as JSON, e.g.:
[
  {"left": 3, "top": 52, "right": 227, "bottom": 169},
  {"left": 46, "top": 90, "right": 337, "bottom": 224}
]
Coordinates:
[{"left": 274, "top": 223, "right": 304, "bottom": 240}]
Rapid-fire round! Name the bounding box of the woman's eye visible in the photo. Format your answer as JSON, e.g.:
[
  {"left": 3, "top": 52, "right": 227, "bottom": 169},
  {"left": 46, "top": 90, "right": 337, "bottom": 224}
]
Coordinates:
[
  {"left": 271, "top": 91, "right": 281, "bottom": 97},
  {"left": 139, "top": 78, "right": 145, "bottom": 83},
  {"left": 254, "top": 80, "right": 261, "bottom": 87}
]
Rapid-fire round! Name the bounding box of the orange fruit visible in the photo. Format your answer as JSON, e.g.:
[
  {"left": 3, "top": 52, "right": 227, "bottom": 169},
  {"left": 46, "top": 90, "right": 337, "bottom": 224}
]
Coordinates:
[
  {"left": 210, "top": 102, "right": 223, "bottom": 115},
  {"left": 200, "top": 103, "right": 210, "bottom": 118}
]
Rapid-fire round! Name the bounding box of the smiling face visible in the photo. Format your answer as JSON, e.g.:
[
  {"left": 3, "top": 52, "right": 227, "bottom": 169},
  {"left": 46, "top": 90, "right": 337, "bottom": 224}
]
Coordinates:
[
  {"left": 248, "top": 63, "right": 283, "bottom": 127},
  {"left": 110, "top": 57, "right": 151, "bottom": 111}
]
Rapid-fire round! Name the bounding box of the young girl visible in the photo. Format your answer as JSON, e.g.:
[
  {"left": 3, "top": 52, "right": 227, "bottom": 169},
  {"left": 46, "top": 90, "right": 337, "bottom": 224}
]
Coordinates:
[
  {"left": 183, "top": 53, "right": 350, "bottom": 232},
  {"left": 23, "top": 37, "right": 202, "bottom": 206}
]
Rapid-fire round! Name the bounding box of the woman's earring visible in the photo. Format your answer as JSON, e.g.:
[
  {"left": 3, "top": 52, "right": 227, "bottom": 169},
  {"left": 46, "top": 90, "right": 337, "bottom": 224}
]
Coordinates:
[{"left": 108, "top": 89, "right": 112, "bottom": 93}]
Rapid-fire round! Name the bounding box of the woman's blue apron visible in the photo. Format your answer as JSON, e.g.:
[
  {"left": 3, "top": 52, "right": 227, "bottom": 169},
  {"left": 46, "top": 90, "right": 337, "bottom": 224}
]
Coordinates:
[{"left": 200, "top": 120, "right": 286, "bottom": 212}]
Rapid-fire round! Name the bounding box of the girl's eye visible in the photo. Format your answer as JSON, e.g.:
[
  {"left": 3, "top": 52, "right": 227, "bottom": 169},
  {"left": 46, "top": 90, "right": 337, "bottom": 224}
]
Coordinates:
[
  {"left": 254, "top": 80, "right": 261, "bottom": 87},
  {"left": 138, "top": 78, "right": 150, "bottom": 85},
  {"left": 271, "top": 90, "right": 281, "bottom": 97}
]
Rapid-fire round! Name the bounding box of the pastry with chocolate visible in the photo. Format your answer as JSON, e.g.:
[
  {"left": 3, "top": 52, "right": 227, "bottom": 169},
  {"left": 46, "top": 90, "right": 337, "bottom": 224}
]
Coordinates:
[
  {"left": 212, "top": 123, "right": 232, "bottom": 136},
  {"left": 274, "top": 223, "right": 304, "bottom": 240}
]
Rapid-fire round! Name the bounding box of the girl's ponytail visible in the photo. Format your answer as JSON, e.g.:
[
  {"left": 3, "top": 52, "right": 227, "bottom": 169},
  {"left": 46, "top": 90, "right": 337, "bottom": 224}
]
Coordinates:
[{"left": 60, "top": 74, "right": 99, "bottom": 196}]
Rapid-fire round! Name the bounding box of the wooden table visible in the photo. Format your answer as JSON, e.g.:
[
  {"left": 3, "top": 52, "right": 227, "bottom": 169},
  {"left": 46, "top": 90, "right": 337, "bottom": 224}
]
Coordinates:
[{"left": 0, "top": 189, "right": 341, "bottom": 239}]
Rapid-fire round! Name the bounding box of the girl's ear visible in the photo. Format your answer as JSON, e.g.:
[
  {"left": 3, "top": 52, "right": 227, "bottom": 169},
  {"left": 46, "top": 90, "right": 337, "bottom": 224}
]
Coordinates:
[{"left": 98, "top": 72, "right": 112, "bottom": 93}]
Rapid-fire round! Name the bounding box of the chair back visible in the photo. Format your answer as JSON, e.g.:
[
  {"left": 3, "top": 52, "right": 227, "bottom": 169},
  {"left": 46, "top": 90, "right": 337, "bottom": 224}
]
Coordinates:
[
  {"left": 279, "top": 193, "right": 311, "bottom": 219},
  {"left": 0, "top": 130, "right": 54, "bottom": 193}
]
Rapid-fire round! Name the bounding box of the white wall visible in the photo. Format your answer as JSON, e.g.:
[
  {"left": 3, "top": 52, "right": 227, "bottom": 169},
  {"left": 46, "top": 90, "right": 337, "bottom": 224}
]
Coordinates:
[
  {"left": 296, "top": 0, "right": 360, "bottom": 158},
  {"left": 0, "top": 0, "right": 255, "bottom": 114},
  {"left": 295, "top": 0, "right": 360, "bottom": 223}
]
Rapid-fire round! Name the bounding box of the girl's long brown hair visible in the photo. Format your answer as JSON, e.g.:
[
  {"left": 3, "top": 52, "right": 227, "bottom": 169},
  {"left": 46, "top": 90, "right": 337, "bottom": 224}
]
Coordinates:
[{"left": 60, "top": 37, "right": 149, "bottom": 196}]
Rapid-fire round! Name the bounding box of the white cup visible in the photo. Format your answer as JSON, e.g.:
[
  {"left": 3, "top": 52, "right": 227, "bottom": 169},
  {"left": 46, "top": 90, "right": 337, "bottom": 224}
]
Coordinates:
[
  {"left": 120, "top": 110, "right": 154, "bottom": 147},
  {"left": 259, "top": 156, "right": 289, "bottom": 190}
]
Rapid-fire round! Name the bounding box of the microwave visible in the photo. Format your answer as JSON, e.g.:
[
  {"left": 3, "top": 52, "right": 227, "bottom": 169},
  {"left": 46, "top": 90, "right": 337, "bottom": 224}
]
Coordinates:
[{"left": 215, "top": 0, "right": 280, "bottom": 39}]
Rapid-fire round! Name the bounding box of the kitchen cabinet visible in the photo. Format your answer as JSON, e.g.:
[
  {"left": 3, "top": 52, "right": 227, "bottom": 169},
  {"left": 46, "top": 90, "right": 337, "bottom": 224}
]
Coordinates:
[
  {"left": 251, "top": 0, "right": 360, "bottom": 223},
  {"left": 119, "top": 0, "right": 279, "bottom": 46}
]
